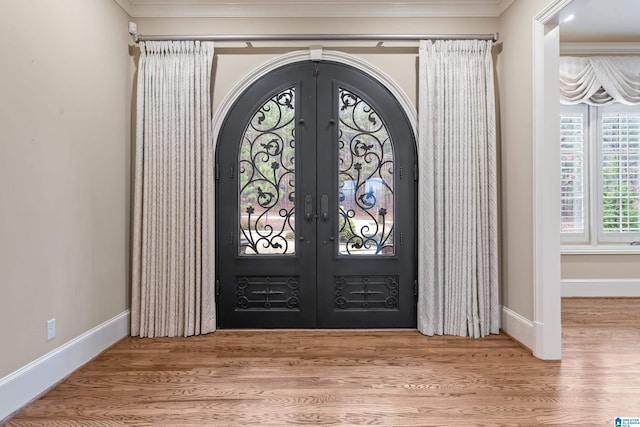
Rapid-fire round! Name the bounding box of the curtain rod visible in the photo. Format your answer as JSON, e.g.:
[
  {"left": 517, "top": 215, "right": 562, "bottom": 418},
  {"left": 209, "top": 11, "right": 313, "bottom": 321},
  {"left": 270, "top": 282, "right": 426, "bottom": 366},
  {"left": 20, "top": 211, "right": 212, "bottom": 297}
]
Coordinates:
[{"left": 131, "top": 32, "right": 499, "bottom": 43}]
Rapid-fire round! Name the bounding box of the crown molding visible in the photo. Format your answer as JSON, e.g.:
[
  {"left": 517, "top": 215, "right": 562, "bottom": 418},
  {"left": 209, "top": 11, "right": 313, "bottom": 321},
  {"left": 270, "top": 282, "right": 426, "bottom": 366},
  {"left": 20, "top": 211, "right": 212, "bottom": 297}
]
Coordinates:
[
  {"left": 533, "top": 0, "right": 572, "bottom": 25},
  {"left": 113, "top": 0, "right": 134, "bottom": 16},
  {"left": 560, "top": 42, "right": 640, "bottom": 55},
  {"left": 127, "top": 0, "right": 515, "bottom": 18}
]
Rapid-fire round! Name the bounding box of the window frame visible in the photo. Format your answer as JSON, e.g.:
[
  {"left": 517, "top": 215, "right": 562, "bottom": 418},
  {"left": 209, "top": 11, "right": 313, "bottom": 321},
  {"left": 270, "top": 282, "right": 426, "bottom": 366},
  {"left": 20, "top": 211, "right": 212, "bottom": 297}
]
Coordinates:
[
  {"left": 560, "top": 103, "right": 640, "bottom": 249},
  {"left": 596, "top": 104, "right": 640, "bottom": 244}
]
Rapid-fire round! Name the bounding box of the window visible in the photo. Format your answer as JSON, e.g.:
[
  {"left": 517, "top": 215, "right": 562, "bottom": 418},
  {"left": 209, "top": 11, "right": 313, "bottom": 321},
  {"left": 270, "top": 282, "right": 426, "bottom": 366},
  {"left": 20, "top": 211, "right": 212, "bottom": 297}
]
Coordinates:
[
  {"left": 560, "top": 106, "right": 588, "bottom": 241},
  {"left": 560, "top": 104, "right": 640, "bottom": 247}
]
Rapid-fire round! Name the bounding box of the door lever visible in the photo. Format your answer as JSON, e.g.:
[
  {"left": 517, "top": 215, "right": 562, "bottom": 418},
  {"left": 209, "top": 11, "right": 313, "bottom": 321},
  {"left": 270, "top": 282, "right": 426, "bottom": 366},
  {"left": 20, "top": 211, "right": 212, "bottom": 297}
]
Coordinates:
[
  {"left": 320, "top": 194, "right": 329, "bottom": 221},
  {"left": 304, "top": 195, "right": 313, "bottom": 221}
]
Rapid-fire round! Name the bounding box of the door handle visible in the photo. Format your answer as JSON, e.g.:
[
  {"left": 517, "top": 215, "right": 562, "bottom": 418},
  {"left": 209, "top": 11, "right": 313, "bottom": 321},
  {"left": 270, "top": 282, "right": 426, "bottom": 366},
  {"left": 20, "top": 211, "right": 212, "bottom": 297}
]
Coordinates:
[
  {"left": 304, "top": 195, "right": 313, "bottom": 222},
  {"left": 320, "top": 194, "right": 329, "bottom": 221}
]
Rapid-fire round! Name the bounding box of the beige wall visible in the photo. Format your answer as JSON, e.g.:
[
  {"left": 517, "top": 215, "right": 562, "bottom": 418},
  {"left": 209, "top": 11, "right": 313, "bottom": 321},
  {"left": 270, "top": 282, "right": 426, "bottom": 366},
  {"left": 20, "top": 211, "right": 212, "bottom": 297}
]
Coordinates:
[
  {"left": 0, "top": 0, "right": 131, "bottom": 378},
  {"left": 497, "top": 0, "right": 554, "bottom": 319},
  {"left": 135, "top": 17, "right": 498, "bottom": 113},
  {"left": 562, "top": 254, "right": 640, "bottom": 279}
]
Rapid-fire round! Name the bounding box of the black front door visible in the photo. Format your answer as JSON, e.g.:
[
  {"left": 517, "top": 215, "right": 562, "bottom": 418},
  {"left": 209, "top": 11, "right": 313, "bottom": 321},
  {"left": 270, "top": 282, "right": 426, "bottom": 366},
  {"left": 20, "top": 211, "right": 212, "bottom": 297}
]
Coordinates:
[{"left": 216, "top": 61, "right": 416, "bottom": 328}]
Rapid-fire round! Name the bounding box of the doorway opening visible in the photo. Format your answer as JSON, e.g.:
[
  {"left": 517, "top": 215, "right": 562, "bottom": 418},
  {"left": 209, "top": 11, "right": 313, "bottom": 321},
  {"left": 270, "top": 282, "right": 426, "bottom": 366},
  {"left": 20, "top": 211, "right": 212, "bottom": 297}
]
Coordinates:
[{"left": 216, "top": 61, "right": 417, "bottom": 328}]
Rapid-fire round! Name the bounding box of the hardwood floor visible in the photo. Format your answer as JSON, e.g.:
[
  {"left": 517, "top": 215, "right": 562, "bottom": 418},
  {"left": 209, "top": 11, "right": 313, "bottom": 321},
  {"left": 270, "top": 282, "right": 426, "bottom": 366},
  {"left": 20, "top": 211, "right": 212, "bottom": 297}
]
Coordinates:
[{"left": 4, "top": 298, "right": 639, "bottom": 426}]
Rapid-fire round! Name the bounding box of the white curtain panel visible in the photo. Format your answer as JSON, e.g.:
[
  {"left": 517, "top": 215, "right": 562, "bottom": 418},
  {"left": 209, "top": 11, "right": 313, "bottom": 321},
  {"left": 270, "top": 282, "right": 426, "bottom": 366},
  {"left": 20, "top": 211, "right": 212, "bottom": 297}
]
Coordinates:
[
  {"left": 560, "top": 56, "right": 640, "bottom": 105},
  {"left": 417, "top": 40, "right": 500, "bottom": 338},
  {"left": 131, "top": 41, "right": 216, "bottom": 337}
]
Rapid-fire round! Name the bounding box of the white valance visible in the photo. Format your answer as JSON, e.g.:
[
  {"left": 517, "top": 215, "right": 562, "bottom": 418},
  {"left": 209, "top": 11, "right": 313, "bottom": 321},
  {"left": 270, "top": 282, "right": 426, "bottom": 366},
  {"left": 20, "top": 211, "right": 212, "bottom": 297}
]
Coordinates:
[{"left": 560, "top": 56, "right": 640, "bottom": 105}]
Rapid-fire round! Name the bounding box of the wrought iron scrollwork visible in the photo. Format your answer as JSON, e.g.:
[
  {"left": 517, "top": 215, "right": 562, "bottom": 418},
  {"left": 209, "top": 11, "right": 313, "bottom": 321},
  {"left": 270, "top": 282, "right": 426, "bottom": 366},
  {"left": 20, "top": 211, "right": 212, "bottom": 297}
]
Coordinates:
[
  {"left": 236, "top": 276, "right": 300, "bottom": 310},
  {"left": 337, "top": 88, "right": 394, "bottom": 255},
  {"left": 334, "top": 275, "right": 399, "bottom": 310},
  {"left": 239, "top": 87, "right": 296, "bottom": 255}
]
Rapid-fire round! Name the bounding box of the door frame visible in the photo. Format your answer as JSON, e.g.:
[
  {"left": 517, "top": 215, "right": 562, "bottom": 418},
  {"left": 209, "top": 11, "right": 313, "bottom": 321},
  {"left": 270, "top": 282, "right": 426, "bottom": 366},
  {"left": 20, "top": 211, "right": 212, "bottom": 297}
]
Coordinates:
[
  {"left": 530, "top": 0, "right": 571, "bottom": 360},
  {"left": 211, "top": 49, "right": 419, "bottom": 327}
]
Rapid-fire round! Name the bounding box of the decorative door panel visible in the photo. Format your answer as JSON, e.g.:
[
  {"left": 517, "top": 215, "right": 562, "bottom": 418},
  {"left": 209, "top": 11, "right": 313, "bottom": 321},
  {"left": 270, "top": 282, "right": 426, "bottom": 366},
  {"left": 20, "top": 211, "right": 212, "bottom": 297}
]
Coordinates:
[{"left": 217, "top": 61, "right": 416, "bottom": 328}]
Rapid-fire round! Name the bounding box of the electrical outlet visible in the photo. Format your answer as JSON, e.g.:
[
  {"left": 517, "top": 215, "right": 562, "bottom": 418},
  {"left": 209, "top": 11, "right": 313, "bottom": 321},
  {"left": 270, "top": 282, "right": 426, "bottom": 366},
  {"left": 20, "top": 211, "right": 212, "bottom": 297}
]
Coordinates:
[{"left": 47, "top": 319, "right": 56, "bottom": 341}]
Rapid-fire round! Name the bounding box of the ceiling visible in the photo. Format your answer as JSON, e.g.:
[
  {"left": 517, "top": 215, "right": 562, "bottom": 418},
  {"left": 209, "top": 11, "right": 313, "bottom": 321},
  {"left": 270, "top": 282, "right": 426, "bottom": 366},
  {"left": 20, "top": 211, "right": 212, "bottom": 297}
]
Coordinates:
[
  {"left": 115, "top": 0, "right": 516, "bottom": 18},
  {"left": 559, "top": 0, "right": 640, "bottom": 42}
]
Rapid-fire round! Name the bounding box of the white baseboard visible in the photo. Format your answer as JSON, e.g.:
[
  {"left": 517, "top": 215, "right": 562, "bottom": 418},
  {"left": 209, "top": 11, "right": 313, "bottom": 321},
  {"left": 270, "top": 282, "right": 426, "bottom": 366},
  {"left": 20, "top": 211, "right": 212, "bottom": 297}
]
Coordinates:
[
  {"left": 0, "top": 310, "right": 130, "bottom": 422},
  {"left": 562, "top": 279, "right": 640, "bottom": 297},
  {"left": 500, "top": 306, "right": 535, "bottom": 352}
]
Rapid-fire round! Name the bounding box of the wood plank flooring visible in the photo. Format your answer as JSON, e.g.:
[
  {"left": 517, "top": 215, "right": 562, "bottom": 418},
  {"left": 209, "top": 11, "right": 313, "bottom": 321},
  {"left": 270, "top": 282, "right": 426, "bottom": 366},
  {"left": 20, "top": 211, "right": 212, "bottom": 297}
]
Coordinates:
[{"left": 4, "top": 298, "right": 639, "bottom": 426}]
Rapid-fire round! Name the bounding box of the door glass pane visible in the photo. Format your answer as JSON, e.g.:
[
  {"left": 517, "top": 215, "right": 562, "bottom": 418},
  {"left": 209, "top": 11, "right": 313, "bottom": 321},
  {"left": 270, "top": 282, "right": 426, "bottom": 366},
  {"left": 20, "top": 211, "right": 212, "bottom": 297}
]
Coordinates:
[
  {"left": 337, "top": 88, "right": 394, "bottom": 255},
  {"left": 239, "top": 87, "right": 296, "bottom": 255}
]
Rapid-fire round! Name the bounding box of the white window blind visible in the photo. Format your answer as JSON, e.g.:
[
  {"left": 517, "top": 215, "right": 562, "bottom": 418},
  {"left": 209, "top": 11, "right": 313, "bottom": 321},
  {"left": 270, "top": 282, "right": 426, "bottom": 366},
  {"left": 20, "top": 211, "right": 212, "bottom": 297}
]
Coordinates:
[
  {"left": 599, "top": 107, "right": 640, "bottom": 241},
  {"left": 560, "top": 108, "right": 587, "bottom": 240},
  {"left": 560, "top": 104, "right": 640, "bottom": 248}
]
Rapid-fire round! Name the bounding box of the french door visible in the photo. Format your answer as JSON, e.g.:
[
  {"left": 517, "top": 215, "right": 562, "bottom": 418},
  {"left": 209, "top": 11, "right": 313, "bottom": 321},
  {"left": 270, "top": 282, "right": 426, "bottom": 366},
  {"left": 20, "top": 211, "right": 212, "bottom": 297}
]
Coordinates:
[{"left": 216, "top": 61, "right": 417, "bottom": 328}]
